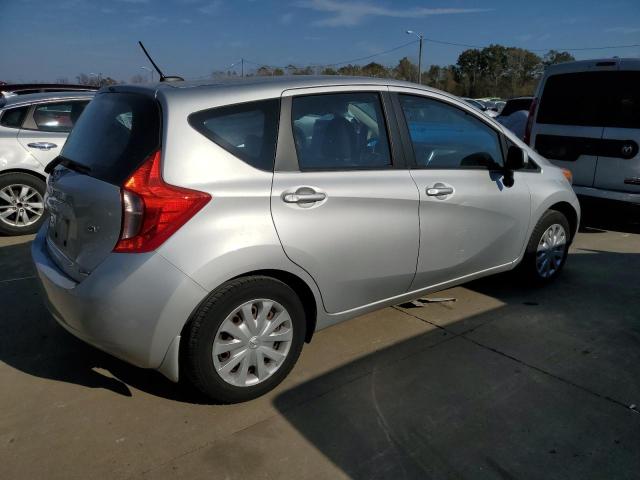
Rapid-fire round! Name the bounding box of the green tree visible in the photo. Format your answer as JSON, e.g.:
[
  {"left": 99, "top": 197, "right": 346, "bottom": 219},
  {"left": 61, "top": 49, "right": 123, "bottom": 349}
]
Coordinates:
[
  {"left": 321, "top": 67, "right": 338, "bottom": 75},
  {"left": 360, "top": 62, "right": 389, "bottom": 78},
  {"left": 393, "top": 57, "right": 418, "bottom": 82},
  {"left": 543, "top": 50, "right": 575, "bottom": 66}
]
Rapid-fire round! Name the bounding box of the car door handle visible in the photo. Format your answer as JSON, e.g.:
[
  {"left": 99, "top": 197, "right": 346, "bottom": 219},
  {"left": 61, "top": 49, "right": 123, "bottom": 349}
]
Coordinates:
[
  {"left": 27, "top": 142, "right": 57, "bottom": 150},
  {"left": 283, "top": 192, "right": 326, "bottom": 203},
  {"left": 426, "top": 185, "right": 454, "bottom": 196}
]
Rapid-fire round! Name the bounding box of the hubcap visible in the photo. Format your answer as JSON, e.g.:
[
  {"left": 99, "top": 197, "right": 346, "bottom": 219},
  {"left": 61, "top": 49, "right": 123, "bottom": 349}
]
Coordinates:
[
  {"left": 212, "top": 299, "right": 293, "bottom": 387},
  {"left": 0, "top": 184, "right": 44, "bottom": 228},
  {"left": 536, "top": 223, "right": 567, "bottom": 278}
]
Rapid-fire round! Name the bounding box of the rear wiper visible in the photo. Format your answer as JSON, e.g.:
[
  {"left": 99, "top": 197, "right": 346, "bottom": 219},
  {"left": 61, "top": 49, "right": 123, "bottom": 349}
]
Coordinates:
[{"left": 45, "top": 156, "right": 92, "bottom": 174}]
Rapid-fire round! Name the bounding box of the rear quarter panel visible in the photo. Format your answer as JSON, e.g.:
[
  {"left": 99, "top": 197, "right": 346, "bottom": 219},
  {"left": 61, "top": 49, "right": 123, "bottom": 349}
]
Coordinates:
[{"left": 155, "top": 90, "right": 324, "bottom": 321}]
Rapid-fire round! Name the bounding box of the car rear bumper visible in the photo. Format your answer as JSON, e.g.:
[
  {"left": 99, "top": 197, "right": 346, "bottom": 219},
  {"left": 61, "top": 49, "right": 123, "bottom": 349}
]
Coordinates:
[
  {"left": 573, "top": 186, "right": 640, "bottom": 205},
  {"left": 32, "top": 226, "right": 208, "bottom": 377}
]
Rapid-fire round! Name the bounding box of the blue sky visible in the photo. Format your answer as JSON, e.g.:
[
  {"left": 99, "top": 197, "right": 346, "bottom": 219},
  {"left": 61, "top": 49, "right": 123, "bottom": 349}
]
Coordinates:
[{"left": 1, "top": 0, "right": 639, "bottom": 82}]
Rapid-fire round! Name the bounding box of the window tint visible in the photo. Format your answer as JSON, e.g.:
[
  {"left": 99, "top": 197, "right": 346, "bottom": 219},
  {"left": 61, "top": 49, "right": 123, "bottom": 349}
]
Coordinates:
[
  {"left": 399, "top": 95, "right": 503, "bottom": 169},
  {"left": 291, "top": 92, "right": 392, "bottom": 170},
  {"left": 537, "top": 71, "right": 640, "bottom": 128},
  {"left": 32, "top": 101, "right": 89, "bottom": 132},
  {"left": 0, "top": 106, "right": 28, "bottom": 128},
  {"left": 189, "top": 99, "right": 280, "bottom": 171},
  {"left": 61, "top": 93, "right": 160, "bottom": 185}
]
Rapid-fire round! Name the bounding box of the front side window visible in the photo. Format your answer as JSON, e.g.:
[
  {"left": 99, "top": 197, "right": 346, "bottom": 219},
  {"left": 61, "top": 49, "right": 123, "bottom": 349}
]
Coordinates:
[
  {"left": 189, "top": 99, "right": 280, "bottom": 171},
  {"left": 291, "top": 92, "right": 392, "bottom": 170},
  {"left": 32, "top": 101, "right": 89, "bottom": 132},
  {"left": 399, "top": 95, "right": 503, "bottom": 170},
  {"left": 0, "top": 106, "right": 29, "bottom": 129}
]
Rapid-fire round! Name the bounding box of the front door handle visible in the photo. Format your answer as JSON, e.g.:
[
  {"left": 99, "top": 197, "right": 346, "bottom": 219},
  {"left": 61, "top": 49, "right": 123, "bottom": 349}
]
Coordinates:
[
  {"left": 283, "top": 192, "right": 326, "bottom": 203},
  {"left": 426, "top": 184, "right": 454, "bottom": 197},
  {"left": 28, "top": 142, "right": 57, "bottom": 150}
]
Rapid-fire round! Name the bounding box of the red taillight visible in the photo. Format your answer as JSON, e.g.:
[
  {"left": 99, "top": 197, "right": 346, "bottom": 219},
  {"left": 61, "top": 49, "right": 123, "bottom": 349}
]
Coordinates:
[
  {"left": 523, "top": 96, "right": 538, "bottom": 146},
  {"left": 114, "top": 150, "right": 211, "bottom": 253}
]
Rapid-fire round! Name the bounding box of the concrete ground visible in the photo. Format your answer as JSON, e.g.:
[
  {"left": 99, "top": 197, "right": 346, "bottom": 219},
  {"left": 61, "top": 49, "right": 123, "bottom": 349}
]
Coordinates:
[{"left": 0, "top": 207, "right": 639, "bottom": 479}]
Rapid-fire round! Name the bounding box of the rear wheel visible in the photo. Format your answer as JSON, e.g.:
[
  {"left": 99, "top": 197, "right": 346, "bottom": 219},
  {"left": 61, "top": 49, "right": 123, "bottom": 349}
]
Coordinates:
[
  {"left": 520, "top": 210, "right": 571, "bottom": 283},
  {"left": 182, "top": 276, "right": 306, "bottom": 403},
  {"left": 0, "top": 172, "right": 46, "bottom": 236}
]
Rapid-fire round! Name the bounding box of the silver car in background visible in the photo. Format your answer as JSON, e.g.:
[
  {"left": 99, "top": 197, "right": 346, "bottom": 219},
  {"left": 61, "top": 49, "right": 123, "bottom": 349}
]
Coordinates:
[
  {"left": 0, "top": 91, "right": 94, "bottom": 234},
  {"left": 33, "top": 77, "right": 579, "bottom": 403}
]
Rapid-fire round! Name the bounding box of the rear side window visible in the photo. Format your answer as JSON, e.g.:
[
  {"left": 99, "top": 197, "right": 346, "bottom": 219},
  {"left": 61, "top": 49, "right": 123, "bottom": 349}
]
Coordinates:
[
  {"left": 291, "top": 92, "right": 392, "bottom": 170},
  {"left": 32, "top": 101, "right": 89, "bottom": 132},
  {"left": 61, "top": 93, "right": 160, "bottom": 184},
  {"left": 537, "top": 71, "right": 640, "bottom": 128},
  {"left": 0, "top": 106, "right": 28, "bottom": 129},
  {"left": 399, "top": 94, "right": 503, "bottom": 170},
  {"left": 189, "top": 99, "right": 280, "bottom": 171}
]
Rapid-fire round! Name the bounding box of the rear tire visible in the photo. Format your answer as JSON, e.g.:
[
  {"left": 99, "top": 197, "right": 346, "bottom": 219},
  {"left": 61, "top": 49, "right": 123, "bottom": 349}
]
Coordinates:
[
  {"left": 519, "top": 210, "right": 571, "bottom": 284},
  {"left": 0, "top": 172, "right": 47, "bottom": 236},
  {"left": 182, "top": 276, "right": 306, "bottom": 403}
]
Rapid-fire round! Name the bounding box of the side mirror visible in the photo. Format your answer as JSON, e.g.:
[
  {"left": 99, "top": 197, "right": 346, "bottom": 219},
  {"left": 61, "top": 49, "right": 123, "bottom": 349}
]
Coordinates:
[{"left": 505, "top": 145, "right": 525, "bottom": 171}]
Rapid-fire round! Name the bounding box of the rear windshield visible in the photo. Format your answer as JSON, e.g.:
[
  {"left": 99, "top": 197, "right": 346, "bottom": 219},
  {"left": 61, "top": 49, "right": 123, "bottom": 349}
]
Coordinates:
[
  {"left": 61, "top": 92, "right": 160, "bottom": 184},
  {"left": 537, "top": 71, "right": 640, "bottom": 128}
]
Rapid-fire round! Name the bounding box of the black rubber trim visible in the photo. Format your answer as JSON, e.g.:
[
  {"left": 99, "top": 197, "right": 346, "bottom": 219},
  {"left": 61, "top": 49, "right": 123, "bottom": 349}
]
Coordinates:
[{"left": 535, "top": 134, "right": 638, "bottom": 162}]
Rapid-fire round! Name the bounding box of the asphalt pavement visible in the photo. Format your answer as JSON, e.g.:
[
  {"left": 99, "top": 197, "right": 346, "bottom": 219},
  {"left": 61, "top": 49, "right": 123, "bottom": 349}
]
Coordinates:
[{"left": 0, "top": 207, "right": 639, "bottom": 479}]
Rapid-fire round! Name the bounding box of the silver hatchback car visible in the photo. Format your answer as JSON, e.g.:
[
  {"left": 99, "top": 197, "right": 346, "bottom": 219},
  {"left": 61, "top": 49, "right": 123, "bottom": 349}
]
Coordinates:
[{"left": 33, "top": 77, "right": 580, "bottom": 403}]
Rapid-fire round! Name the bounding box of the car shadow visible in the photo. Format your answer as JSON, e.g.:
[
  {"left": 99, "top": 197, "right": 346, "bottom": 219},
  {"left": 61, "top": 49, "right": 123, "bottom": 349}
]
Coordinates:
[
  {"left": 578, "top": 196, "right": 640, "bottom": 234},
  {"left": 0, "top": 240, "right": 209, "bottom": 404},
  {"left": 271, "top": 248, "right": 640, "bottom": 479}
]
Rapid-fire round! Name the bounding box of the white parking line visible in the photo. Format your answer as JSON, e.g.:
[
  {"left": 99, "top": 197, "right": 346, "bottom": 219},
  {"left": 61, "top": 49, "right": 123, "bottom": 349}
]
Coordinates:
[{"left": 0, "top": 275, "right": 36, "bottom": 284}]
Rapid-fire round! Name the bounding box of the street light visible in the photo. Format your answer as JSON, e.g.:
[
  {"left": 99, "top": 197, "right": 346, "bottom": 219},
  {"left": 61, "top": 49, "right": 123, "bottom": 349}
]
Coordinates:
[
  {"left": 406, "top": 30, "right": 424, "bottom": 84},
  {"left": 141, "top": 66, "right": 154, "bottom": 83}
]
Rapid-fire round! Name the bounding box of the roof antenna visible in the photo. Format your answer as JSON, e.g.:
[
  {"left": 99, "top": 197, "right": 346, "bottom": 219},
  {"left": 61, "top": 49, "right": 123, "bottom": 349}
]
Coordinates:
[{"left": 138, "top": 41, "right": 184, "bottom": 82}]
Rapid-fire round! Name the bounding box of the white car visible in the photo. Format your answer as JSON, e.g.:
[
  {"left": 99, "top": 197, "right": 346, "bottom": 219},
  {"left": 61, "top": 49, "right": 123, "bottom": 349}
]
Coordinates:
[
  {"left": 0, "top": 91, "right": 94, "bottom": 234},
  {"left": 526, "top": 58, "right": 640, "bottom": 205}
]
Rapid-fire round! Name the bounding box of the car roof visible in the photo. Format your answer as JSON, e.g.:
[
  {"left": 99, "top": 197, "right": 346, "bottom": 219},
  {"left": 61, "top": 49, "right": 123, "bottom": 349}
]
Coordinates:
[
  {"left": 109, "top": 75, "right": 456, "bottom": 104},
  {"left": 544, "top": 57, "right": 640, "bottom": 76},
  {"left": 0, "top": 91, "right": 95, "bottom": 109}
]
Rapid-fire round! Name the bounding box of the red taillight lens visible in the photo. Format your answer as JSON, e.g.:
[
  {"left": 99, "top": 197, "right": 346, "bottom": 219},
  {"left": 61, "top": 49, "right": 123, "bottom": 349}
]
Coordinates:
[
  {"left": 523, "top": 97, "right": 538, "bottom": 146},
  {"left": 114, "top": 150, "right": 211, "bottom": 253}
]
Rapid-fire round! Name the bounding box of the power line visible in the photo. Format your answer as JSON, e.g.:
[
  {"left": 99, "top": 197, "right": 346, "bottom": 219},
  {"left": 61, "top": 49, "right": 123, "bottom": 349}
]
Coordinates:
[
  {"left": 422, "top": 37, "right": 640, "bottom": 52},
  {"left": 215, "top": 38, "right": 640, "bottom": 75}
]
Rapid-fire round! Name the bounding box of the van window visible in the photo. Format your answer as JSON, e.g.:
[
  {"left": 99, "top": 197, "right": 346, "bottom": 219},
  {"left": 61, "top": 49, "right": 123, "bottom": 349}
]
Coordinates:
[
  {"left": 537, "top": 71, "right": 640, "bottom": 128},
  {"left": 189, "top": 99, "right": 280, "bottom": 171},
  {"left": 61, "top": 92, "right": 161, "bottom": 185}
]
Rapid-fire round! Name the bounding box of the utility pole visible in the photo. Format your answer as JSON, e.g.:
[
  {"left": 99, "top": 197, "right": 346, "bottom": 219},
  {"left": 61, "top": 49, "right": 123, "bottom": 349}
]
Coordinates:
[
  {"left": 406, "top": 30, "right": 424, "bottom": 84},
  {"left": 418, "top": 35, "right": 423, "bottom": 84},
  {"left": 241, "top": 58, "right": 244, "bottom": 78}
]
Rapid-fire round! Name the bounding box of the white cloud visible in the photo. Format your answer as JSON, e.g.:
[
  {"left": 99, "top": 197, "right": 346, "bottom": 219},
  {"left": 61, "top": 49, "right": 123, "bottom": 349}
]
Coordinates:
[
  {"left": 295, "top": 0, "right": 492, "bottom": 27},
  {"left": 606, "top": 26, "right": 640, "bottom": 35},
  {"left": 280, "top": 12, "right": 294, "bottom": 24},
  {"left": 131, "top": 15, "right": 167, "bottom": 27},
  {"left": 198, "top": 0, "right": 222, "bottom": 14}
]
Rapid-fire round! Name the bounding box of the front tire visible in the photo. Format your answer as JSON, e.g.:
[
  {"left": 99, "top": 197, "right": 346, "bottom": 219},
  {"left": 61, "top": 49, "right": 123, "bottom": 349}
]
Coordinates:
[
  {"left": 0, "top": 172, "right": 46, "bottom": 236},
  {"left": 182, "top": 276, "right": 306, "bottom": 403},
  {"left": 520, "top": 210, "right": 571, "bottom": 284}
]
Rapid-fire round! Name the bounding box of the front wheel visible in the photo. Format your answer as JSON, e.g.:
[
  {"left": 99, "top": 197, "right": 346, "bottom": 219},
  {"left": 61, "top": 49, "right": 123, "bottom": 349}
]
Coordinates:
[
  {"left": 519, "top": 210, "right": 571, "bottom": 284},
  {"left": 182, "top": 276, "right": 306, "bottom": 403}
]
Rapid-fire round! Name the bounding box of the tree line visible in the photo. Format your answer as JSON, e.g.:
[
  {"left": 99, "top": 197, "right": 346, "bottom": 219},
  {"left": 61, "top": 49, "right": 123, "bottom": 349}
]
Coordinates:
[
  {"left": 217, "top": 47, "right": 575, "bottom": 99},
  {"left": 72, "top": 44, "right": 576, "bottom": 99}
]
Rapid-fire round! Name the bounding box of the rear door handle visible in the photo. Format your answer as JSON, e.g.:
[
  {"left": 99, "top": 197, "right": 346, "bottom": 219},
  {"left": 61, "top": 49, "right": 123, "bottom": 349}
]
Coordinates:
[
  {"left": 28, "top": 142, "right": 57, "bottom": 150},
  {"left": 283, "top": 192, "right": 326, "bottom": 203},
  {"left": 426, "top": 184, "right": 454, "bottom": 196}
]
